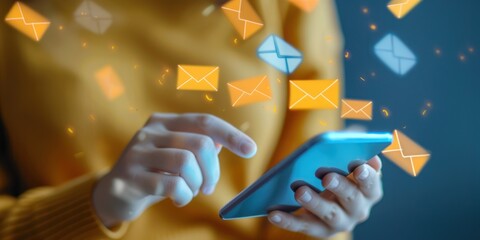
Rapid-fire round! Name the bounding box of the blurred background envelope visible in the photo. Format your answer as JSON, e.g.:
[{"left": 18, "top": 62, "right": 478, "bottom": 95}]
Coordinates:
[
  {"left": 382, "top": 130, "right": 431, "bottom": 177},
  {"left": 221, "top": 0, "right": 263, "bottom": 40},
  {"left": 227, "top": 75, "right": 272, "bottom": 107},
  {"left": 340, "top": 99, "right": 373, "bottom": 121},
  {"left": 289, "top": 0, "right": 320, "bottom": 12},
  {"left": 374, "top": 33, "right": 417, "bottom": 76},
  {"left": 177, "top": 65, "right": 219, "bottom": 91},
  {"left": 74, "top": 0, "right": 112, "bottom": 34},
  {"left": 289, "top": 79, "right": 339, "bottom": 110},
  {"left": 4, "top": 2, "right": 50, "bottom": 42},
  {"left": 257, "top": 34, "right": 303, "bottom": 74},
  {"left": 387, "top": 0, "right": 422, "bottom": 19},
  {"left": 95, "top": 65, "right": 124, "bottom": 100}
]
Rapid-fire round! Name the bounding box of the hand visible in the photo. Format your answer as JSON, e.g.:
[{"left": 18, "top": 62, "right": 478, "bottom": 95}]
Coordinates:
[
  {"left": 93, "top": 113, "right": 257, "bottom": 227},
  {"left": 268, "top": 156, "right": 383, "bottom": 238}
]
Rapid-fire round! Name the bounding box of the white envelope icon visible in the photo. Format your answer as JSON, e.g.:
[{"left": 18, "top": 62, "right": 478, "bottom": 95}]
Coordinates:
[{"left": 74, "top": 0, "right": 112, "bottom": 34}]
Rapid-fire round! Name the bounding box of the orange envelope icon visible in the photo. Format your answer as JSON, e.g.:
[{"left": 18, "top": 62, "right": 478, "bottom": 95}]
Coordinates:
[
  {"left": 177, "top": 65, "right": 219, "bottom": 91},
  {"left": 221, "top": 0, "right": 263, "bottom": 40},
  {"left": 341, "top": 99, "right": 373, "bottom": 121},
  {"left": 289, "top": 0, "right": 320, "bottom": 12},
  {"left": 227, "top": 75, "right": 272, "bottom": 107},
  {"left": 387, "top": 0, "right": 422, "bottom": 19},
  {"left": 4, "top": 2, "right": 50, "bottom": 41},
  {"left": 95, "top": 65, "right": 125, "bottom": 100},
  {"left": 289, "top": 79, "right": 340, "bottom": 110},
  {"left": 382, "top": 130, "right": 430, "bottom": 177}
]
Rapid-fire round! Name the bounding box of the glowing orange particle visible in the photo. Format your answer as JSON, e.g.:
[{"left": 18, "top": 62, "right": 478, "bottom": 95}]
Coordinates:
[{"left": 66, "top": 127, "right": 75, "bottom": 136}]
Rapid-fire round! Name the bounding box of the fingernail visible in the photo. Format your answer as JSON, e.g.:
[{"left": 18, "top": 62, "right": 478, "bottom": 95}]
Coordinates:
[
  {"left": 241, "top": 141, "right": 256, "bottom": 157},
  {"left": 270, "top": 214, "right": 282, "bottom": 223},
  {"left": 203, "top": 186, "right": 215, "bottom": 195},
  {"left": 299, "top": 191, "right": 312, "bottom": 203},
  {"left": 358, "top": 165, "right": 370, "bottom": 180},
  {"left": 327, "top": 176, "right": 339, "bottom": 189}
]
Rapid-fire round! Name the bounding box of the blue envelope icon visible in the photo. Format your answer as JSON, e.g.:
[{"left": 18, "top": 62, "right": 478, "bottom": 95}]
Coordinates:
[
  {"left": 257, "top": 34, "right": 303, "bottom": 74},
  {"left": 374, "top": 33, "right": 417, "bottom": 76}
]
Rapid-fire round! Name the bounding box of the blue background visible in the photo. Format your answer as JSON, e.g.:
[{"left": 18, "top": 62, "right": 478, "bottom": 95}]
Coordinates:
[{"left": 336, "top": 0, "right": 480, "bottom": 239}]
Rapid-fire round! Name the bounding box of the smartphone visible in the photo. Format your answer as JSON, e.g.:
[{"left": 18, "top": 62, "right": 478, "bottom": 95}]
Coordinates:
[{"left": 219, "top": 131, "right": 392, "bottom": 220}]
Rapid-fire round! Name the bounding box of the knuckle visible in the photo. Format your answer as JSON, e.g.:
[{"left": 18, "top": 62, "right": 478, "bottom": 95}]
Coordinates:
[
  {"left": 227, "top": 132, "right": 242, "bottom": 149},
  {"left": 167, "top": 177, "right": 183, "bottom": 193},
  {"left": 197, "top": 114, "right": 216, "bottom": 129},
  {"left": 357, "top": 209, "right": 370, "bottom": 222},
  {"left": 175, "top": 150, "right": 195, "bottom": 165},
  {"left": 192, "top": 136, "right": 214, "bottom": 152},
  {"left": 322, "top": 205, "right": 342, "bottom": 228},
  {"left": 343, "top": 189, "right": 359, "bottom": 204}
]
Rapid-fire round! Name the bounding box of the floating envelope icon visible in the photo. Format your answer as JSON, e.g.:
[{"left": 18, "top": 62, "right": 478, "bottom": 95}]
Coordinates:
[
  {"left": 221, "top": 0, "right": 264, "bottom": 40},
  {"left": 289, "top": 0, "right": 320, "bottom": 12},
  {"left": 340, "top": 99, "right": 373, "bottom": 121},
  {"left": 382, "top": 130, "right": 430, "bottom": 177},
  {"left": 227, "top": 75, "right": 272, "bottom": 107},
  {"left": 74, "top": 0, "right": 112, "bottom": 34},
  {"left": 257, "top": 34, "right": 303, "bottom": 75},
  {"left": 387, "top": 0, "right": 422, "bottom": 19},
  {"left": 95, "top": 65, "right": 124, "bottom": 100},
  {"left": 4, "top": 2, "right": 50, "bottom": 41},
  {"left": 374, "top": 33, "right": 416, "bottom": 76}
]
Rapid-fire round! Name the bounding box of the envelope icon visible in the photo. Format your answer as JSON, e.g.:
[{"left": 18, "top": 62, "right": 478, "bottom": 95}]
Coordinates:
[
  {"left": 382, "top": 130, "right": 430, "bottom": 177},
  {"left": 177, "top": 65, "right": 219, "bottom": 91},
  {"left": 387, "top": 0, "right": 422, "bottom": 19},
  {"left": 95, "top": 65, "right": 124, "bottom": 100},
  {"left": 289, "top": 79, "right": 339, "bottom": 110},
  {"left": 374, "top": 33, "right": 416, "bottom": 76},
  {"left": 257, "top": 34, "right": 303, "bottom": 74},
  {"left": 4, "top": 2, "right": 50, "bottom": 42},
  {"left": 289, "top": 0, "right": 320, "bottom": 12},
  {"left": 74, "top": 0, "right": 112, "bottom": 34},
  {"left": 341, "top": 99, "right": 373, "bottom": 121},
  {"left": 221, "top": 0, "right": 263, "bottom": 40},
  {"left": 227, "top": 75, "right": 272, "bottom": 107}
]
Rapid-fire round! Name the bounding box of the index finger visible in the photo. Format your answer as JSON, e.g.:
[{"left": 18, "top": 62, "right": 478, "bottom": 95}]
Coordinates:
[{"left": 163, "top": 114, "right": 257, "bottom": 158}]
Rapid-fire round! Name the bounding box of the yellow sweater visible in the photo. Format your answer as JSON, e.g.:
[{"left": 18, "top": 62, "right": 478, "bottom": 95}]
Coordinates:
[{"left": 0, "top": 0, "right": 348, "bottom": 239}]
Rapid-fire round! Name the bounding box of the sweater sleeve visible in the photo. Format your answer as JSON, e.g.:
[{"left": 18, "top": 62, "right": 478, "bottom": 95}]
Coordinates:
[
  {"left": 263, "top": 0, "right": 349, "bottom": 239},
  {"left": 0, "top": 171, "right": 129, "bottom": 240}
]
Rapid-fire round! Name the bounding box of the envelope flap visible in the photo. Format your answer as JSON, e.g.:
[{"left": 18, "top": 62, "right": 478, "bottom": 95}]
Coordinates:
[
  {"left": 383, "top": 131, "right": 402, "bottom": 151},
  {"left": 229, "top": 76, "right": 268, "bottom": 94},
  {"left": 273, "top": 35, "right": 302, "bottom": 57},
  {"left": 179, "top": 65, "right": 218, "bottom": 82},
  {"left": 7, "top": 2, "right": 49, "bottom": 23},
  {"left": 257, "top": 35, "right": 276, "bottom": 52},
  {"left": 75, "top": 0, "right": 112, "bottom": 19},
  {"left": 374, "top": 34, "right": 394, "bottom": 52},
  {"left": 343, "top": 100, "right": 372, "bottom": 112},
  {"left": 396, "top": 130, "right": 429, "bottom": 156},
  {"left": 392, "top": 35, "right": 415, "bottom": 60},
  {"left": 291, "top": 80, "right": 337, "bottom": 98},
  {"left": 238, "top": 0, "right": 262, "bottom": 23}
]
